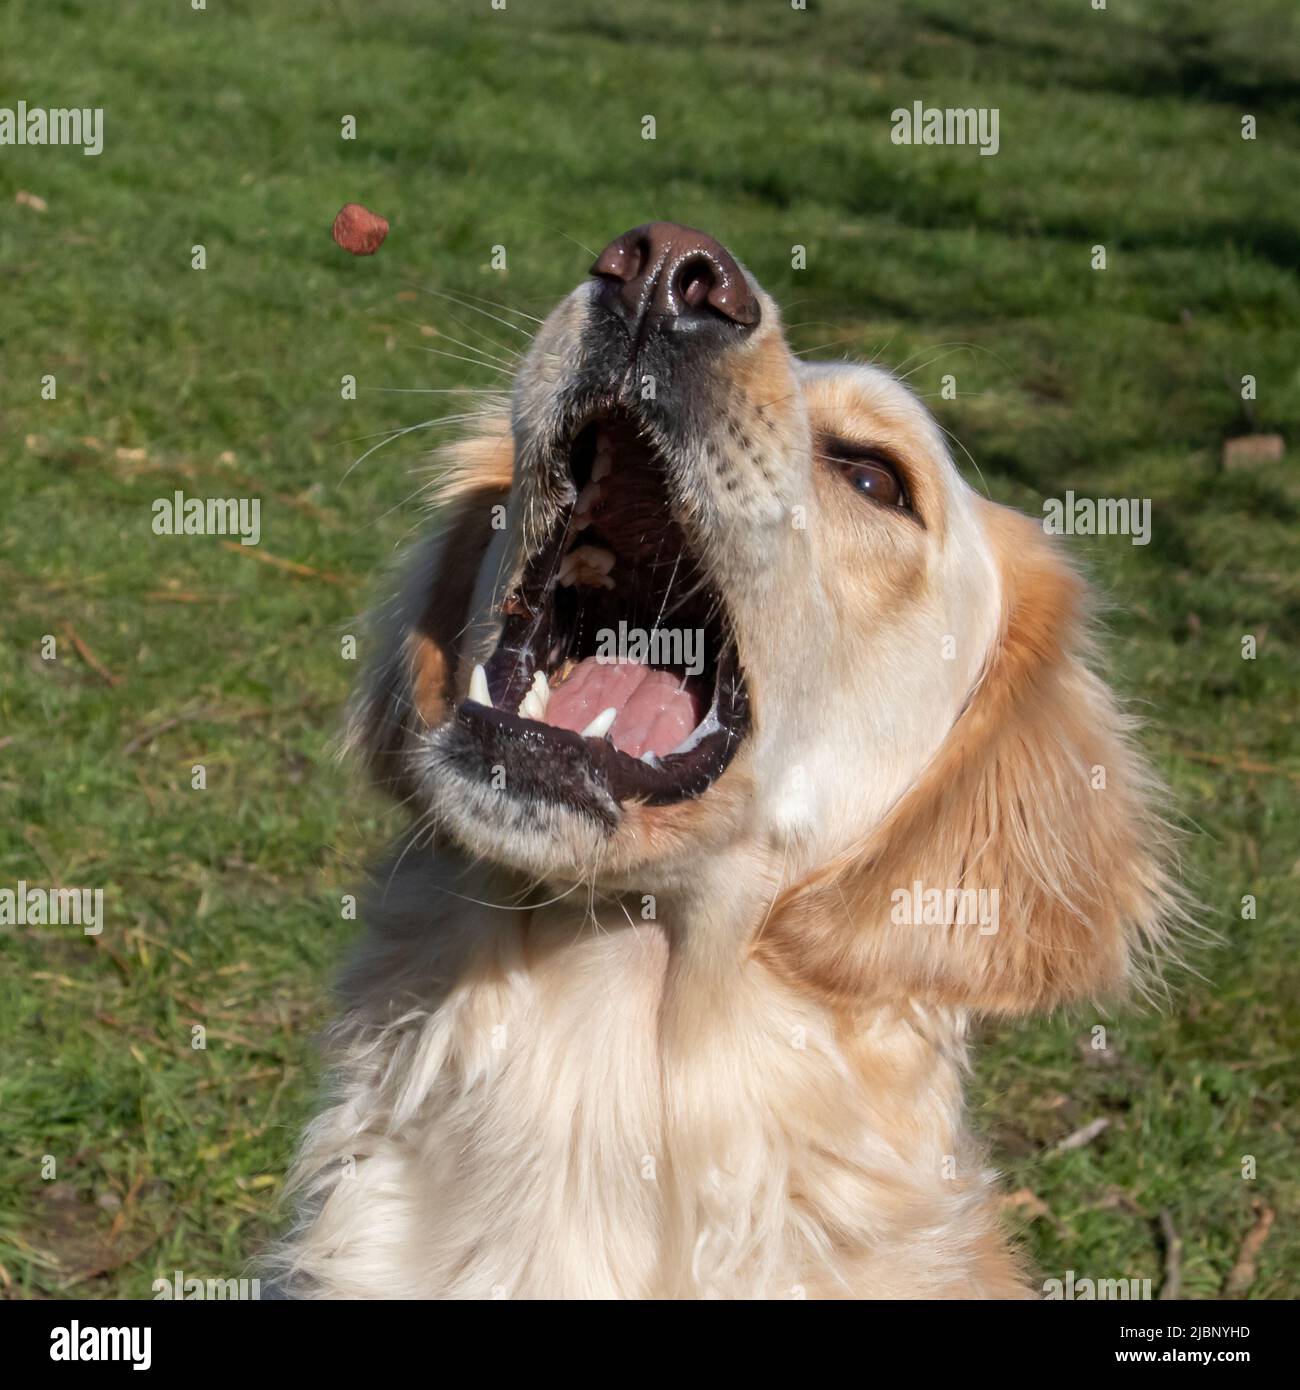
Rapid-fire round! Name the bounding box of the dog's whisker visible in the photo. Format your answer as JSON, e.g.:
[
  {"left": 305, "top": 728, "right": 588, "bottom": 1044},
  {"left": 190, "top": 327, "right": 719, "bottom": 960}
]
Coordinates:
[
  {"left": 427, "top": 878, "right": 585, "bottom": 913},
  {"left": 791, "top": 338, "right": 860, "bottom": 358},
  {"left": 426, "top": 302, "right": 528, "bottom": 360},
  {"left": 892, "top": 342, "right": 988, "bottom": 382},
  {"left": 414, "top": 346, "right": 515, "bottom": 377},
  {"left": 338, "top": 411, "right": 491, "bottom": 448},
  {"left": 781, "top": 319, "right": 848, "bottom": 332},
  {"left": 362, "top": 386, "right": 502, "bottom": 395},
  {"left": 380, "top": 309, "right": 522, "bottom": 366},
  {"left": 339, "top": 416, "right": 483, "bottom": 483},
  {"left": 409, "top": 324, "right": 520, "bottom": 370},
  {"left": 930, "top": 418, "right": 993, "bottom": 500},
  {"left": 410, "top": 282, "right": 544, "bottom": 328},
  {"left": 381, "top": 810, "right": 442, "bottom": 895},
  {"left": 518, "top": 218, "right": 601, "bottom": 260}
]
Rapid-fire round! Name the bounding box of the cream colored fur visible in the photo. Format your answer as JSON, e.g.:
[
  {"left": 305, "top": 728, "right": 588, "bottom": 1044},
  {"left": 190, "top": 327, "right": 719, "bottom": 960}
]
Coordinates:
[{"left": 270, "top": 254, "right": 1180, "bottom": 1300}]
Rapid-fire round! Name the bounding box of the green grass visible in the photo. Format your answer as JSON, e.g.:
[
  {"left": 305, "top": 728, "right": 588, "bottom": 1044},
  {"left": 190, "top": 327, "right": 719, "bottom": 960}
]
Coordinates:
[{"left": 1, "top": 0, "right": 1297, "bottom": 1299}]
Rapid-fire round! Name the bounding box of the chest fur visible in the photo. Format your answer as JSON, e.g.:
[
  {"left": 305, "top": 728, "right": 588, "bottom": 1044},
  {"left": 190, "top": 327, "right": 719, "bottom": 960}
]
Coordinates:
[{"left": 280, "top": 898, "right": 1015, "bottom": 1298}]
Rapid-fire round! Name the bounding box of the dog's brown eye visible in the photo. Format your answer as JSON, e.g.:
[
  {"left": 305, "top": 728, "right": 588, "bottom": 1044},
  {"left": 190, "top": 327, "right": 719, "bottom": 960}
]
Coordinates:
[
  {"left": 840, "top": 459, "right": 904, "bottom": 506},
  {"left": 821, "top": 439, "right": 910, "bottom": 512}
]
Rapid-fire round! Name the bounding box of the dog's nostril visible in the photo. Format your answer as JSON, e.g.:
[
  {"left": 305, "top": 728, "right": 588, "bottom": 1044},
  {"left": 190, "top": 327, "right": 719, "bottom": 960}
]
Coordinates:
[
  {"left": 677, "top": 258, "right": 714, "bottom": 310},
  {"left": 591, "top": 233, "right": 646, "bottom": 286}
]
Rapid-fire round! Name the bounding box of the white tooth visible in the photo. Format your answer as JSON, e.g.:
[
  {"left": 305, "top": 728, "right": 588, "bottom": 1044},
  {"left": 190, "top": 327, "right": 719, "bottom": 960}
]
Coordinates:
[
  {"left": 572, "top": 481, "right": 602, "bottom": 528},
  {"left": 577, "top": 481, "right": 602, "bottom": 511},
  {"left": 580, "top": 706, "right": 618, "bottom": 739},
  {"left": 468, "top": 664, "right": 491, "bottom": 707},
  {"left": 571, "top": 544, "right": 615, "bottom": 572},
  {"left": 558, "top": 545, "right": 615, "bottom": 589},
  {"left": 529, "top": 669, "right": 550, "bottom": 713},
  {"left": 668, "top": 704, "right": 720, "bottom": 756},
  {"left": 518, "top": 692, "right": 541, "bottom": 721},
  {"left": 639, "top": 751, "right": 661, "bottom": 767}
]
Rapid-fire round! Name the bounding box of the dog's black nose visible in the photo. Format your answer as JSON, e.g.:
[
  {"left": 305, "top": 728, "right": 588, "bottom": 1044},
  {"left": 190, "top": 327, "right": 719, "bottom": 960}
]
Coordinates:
[{"left": 590, "top": 222, "right": 760, "bottom": 337}]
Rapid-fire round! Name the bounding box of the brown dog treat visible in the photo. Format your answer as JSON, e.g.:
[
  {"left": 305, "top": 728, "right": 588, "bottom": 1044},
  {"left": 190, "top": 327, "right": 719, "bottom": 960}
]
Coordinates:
[{"left": 332, "top": 203, "right": 389, "bottom": 256}]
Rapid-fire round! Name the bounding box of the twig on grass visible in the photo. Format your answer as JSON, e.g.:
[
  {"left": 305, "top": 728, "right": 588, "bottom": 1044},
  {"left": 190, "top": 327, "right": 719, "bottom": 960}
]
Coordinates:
[
  {"left": 218, "top": 539, "right": 351, "bottom": 585},
  {"left": 1158, "top": 1208, "right": 1182, "bottom": 1300},
  {"left": 58, "top": 1222, "right": 174, "bottom": 1291},
  {"left": 121, "top": 715, "right": 186, "bottom": 756},
  {"left": 1223, "top": 1204, "right": 1275, "bottom": 1299},
  {"left": 1180, "top": 750, "right": 1300, "bottom": 784},
  {"left": 1049, "top": 1116, "right": 1111, "bottom": 1154},
  {"left": 61, "top": 623, "right": 122, "bottom": 686},
  {"left": 122, "top": 695, "right": 331, "bottom": 755}
]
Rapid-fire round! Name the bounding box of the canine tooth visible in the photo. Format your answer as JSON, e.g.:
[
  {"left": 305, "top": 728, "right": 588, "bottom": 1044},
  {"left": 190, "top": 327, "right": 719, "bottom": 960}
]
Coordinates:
[
  {"left": 572, "top": 481, "right": 602, "bottom": 526},
  {"left": 580, "top": 706, "right": 618, "bottom": 739},
  {"left": 667, "top": 708, "right": 719, "bottom": 757},
  {"left": 518, "top": 691, "right": 544, "bottom": 720},
  {"left": 567, "top": 544, "right": 613, "bottom": 573},
  {"left": 468, "top": 664, "right": 491, "bottom": 707},
  {"left": 529, "top": 669, "right": 550, "bottom": 713},
  {"left": 558, "top": 545, "right": 616, "bottom": 589}
]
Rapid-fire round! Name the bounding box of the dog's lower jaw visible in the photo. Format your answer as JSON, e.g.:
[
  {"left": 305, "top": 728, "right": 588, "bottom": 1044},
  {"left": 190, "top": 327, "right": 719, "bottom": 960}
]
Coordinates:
[{"left": 272, "top": 850, "right": 1031, "bottom": 1300}]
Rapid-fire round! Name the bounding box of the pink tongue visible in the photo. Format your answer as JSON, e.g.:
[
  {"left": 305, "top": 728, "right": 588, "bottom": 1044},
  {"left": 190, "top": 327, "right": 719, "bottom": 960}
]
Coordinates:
[{"left": 544, "top": 659, "right": 701, "bottom": 760}]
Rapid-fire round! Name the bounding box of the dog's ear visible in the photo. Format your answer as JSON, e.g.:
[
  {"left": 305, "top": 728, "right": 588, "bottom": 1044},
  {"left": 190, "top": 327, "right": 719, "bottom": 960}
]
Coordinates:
[
  {"left": 758, "top": 504, "right": 1183, "bottom": 1016},
  {"left": 348, "top": 418, "right": 514, "bottom": 802}
]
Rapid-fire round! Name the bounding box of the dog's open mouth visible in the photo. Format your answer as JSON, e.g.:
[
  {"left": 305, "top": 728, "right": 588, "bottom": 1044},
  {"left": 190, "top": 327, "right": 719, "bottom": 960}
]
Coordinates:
[{"left": 454, "top": 412, "right": 750, "bottom": 813}]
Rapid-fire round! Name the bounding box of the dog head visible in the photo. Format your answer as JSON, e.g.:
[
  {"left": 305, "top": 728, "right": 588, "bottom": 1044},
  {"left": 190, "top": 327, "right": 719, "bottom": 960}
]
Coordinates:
[{"left": 353, "top": 222, "right": 1179, "bottom": 1012}]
